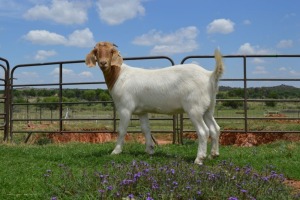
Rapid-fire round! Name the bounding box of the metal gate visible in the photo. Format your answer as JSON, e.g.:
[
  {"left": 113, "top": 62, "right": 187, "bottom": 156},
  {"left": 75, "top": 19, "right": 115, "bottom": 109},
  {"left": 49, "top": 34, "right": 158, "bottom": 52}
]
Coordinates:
[
  {"left": 0, "top": 57, "right": 10, "bottom": 141},
  {"left": 2, "top": 54, "right": 300, "bottom": 143}
]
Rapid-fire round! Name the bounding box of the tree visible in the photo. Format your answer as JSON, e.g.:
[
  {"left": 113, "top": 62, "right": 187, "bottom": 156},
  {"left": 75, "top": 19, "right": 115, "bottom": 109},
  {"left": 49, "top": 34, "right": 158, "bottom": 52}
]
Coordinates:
[
  {"left": 222, "top": 100, "right": 243, "bottom": 109},
  {"left": 83, "top": 90, "right": 96, "bottom": 101}
]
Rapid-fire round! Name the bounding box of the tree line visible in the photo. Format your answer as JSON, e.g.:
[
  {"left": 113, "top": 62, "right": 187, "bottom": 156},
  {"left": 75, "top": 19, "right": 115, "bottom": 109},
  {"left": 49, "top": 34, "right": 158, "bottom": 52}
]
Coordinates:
[
  {"left": 12, "top": 88, "right": 112, "bottom": 110},
  {"left": 10, "top": 84, "right": 300, "bottom": 109},
  {"left": 217, "top": 84, "right": 300, "bottom": 109}
]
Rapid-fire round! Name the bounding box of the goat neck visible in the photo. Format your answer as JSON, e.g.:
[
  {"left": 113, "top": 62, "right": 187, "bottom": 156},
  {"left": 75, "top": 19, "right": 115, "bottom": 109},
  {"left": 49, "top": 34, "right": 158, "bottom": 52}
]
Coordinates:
[{"left": 101, "top": 63, "right": 121, "bottom": 91}]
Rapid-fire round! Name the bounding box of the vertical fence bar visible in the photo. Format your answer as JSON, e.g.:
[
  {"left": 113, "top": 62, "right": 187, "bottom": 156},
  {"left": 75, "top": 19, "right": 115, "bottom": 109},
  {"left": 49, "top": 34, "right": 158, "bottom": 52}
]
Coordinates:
[
  {"left": 243, "top": 56, "right": 248, "bottom": 133},
  {"left": 59, "top": 63, "right": 63, "bottom": 134}
]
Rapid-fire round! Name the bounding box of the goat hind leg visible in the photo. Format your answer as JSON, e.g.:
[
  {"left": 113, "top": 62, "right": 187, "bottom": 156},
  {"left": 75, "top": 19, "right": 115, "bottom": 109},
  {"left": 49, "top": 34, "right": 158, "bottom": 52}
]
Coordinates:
[
  {"left": 189, "top": 113, "right": 209, "bottom": 165},
  {"left": 139, "top": 114, "right": 155, "bottom": 154},
  {"left": 204, "top": 112, "right": 220, "bottom": 158}
]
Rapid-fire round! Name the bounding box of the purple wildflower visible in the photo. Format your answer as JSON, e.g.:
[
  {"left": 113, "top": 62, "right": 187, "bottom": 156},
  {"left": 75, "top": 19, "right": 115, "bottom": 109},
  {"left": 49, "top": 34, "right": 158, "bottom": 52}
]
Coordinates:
[
  {"left": 134, "top": 172, "right": 142, "bottom": 179},
  {"left": 228, "top": 197, "right": 238, "bottom": 200},
  {"left": 128, "top": 194, "right": 134, "bottom": 199},
  {"left": 241, "top": 189, "right": 247, "bottom": 193},
  {"left": 170, "top": 168, "right": 175, "bottom": 174},
  {"left": 98, "top": 189, "right": 105, "bottom": 193},
  {"left": 51, "top": 197, "right": 58, "bottom": 200},
  {"left": 121, "top": 179, "right": 133, "bottom": 185},
  {"left": 152, "top": 182, "right": 159, "bottom": 189},
  {"left": 107, "top": 186, "right": 113, "bottom": 191},
  {"left": 146, "top": 193, "right": 153, "bottom": 200},
  {"left": 262, "top": 177, "right": 269, "bottom": 182}
]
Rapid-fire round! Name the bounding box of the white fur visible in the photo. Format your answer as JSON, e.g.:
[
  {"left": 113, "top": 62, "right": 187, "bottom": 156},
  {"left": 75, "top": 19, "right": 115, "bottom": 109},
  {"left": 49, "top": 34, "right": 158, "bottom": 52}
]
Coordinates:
[{"left": 110, "top": 51, "right": 224, "bottom": 165}]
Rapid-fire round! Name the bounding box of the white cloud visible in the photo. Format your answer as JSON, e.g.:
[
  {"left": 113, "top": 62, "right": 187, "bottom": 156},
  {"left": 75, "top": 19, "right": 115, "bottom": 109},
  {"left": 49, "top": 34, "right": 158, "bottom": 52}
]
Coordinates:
[
  {"left": 133, "top": 26, "right": 199, "bottom": 55},
  {"left": 79, "top": 71, "right": 93, "bottom": 78},
  {"left": 238, "top": 43, "right": 273, "bottom": 54},
  {"left": 96, "top": 0, "right": 145, "bottom": 25},
  {"left": 67, "top": 28, "right": 95, "bottom": 48},
  {"left": 23, "top": 28, "right": 95, "bottom": 47},
  {"left": 24, "top": 30, "right": 67, "bottom": 45},
  {"left": 207, "top": 18, "right": 235, "bottom": 34},
  {"left": 51, "top": 67, "right": 75, "bottom": 76},
  {"left": 21, "top": 71, "right": 39, "bottom": 78},
  {"left": 34, "top": 50, "right": 57, "bottom": 61},
  {"left": 252, "top": 66, "right": 268, "bottom": 75},
  {"left": 23, "top": 0, "right": 89, "bottom": 25},
  {"left": 276, "top": 39, "right": 293, "bottom": 48},
  {"left": 252, "top": 58, "right": 265, "bottom": 64}
]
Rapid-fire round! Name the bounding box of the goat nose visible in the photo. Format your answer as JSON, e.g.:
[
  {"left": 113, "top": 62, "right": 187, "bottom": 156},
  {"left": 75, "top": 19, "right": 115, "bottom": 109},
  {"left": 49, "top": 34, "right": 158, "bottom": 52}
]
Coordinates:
[{"left": 99, "top": 61, "right": 107, "bottom": 66}]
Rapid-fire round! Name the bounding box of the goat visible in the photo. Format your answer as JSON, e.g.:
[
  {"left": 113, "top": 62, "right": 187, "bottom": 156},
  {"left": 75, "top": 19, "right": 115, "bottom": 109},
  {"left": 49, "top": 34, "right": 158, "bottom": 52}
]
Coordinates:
[{"left": 85, "top": 41, "right": 224, "bottom": 165}]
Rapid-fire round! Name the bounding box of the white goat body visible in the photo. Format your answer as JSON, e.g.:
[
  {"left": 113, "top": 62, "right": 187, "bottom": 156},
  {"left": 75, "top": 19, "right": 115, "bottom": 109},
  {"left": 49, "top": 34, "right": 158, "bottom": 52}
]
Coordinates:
[
  {"left": 86, "top": 41, "right": 224, "bottom": 165},
  {"left": 112, "top": 64, "right": 216, "bottom": 115}
]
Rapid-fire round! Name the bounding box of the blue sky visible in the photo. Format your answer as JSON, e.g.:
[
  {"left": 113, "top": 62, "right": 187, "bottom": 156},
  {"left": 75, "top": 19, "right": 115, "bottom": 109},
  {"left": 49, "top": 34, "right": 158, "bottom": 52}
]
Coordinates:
[{"left": 0, "top": 0, "right": 300, "bottom": 88}]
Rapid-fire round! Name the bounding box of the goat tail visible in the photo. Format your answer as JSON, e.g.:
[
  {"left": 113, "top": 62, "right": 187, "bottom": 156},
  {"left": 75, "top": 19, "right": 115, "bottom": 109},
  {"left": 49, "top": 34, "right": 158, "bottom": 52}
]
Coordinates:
[{"left": 213, "top": 49, "right": 224, "bottom": 82}]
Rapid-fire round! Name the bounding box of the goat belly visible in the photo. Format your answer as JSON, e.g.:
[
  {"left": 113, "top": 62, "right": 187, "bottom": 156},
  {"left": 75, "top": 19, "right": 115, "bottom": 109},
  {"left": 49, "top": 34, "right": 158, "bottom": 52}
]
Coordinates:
[{"left": 133, "top": 101, "right": 184, "bottom": 115}]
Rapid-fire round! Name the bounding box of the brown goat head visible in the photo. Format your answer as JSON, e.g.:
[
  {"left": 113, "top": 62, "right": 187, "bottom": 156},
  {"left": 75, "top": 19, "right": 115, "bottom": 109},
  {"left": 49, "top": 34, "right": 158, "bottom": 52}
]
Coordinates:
[{"left": 85, "top": 41, "right": 123, "bottom": 70}]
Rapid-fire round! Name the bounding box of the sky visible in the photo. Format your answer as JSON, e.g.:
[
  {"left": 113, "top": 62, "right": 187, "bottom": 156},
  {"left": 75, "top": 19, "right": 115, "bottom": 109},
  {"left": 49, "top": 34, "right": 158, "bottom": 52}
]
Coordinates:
[{"left": 0, "top": 0, "right": 300, "bottom": 88}]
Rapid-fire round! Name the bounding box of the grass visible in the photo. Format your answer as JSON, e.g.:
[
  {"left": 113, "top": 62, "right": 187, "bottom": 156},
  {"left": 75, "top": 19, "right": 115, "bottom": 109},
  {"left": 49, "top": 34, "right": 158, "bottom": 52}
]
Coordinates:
[{"left": 0, "top": 140, "right": 300, "bottom": 199}]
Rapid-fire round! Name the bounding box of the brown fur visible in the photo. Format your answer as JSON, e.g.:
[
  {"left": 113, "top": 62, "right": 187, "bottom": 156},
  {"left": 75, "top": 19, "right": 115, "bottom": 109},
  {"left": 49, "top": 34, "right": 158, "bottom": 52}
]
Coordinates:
[
  {"left": 85, "top": 42, "right": 123, "bottom": 90},
  {"left": 102, "top": 64, "right": 121, "bottom": 90}
]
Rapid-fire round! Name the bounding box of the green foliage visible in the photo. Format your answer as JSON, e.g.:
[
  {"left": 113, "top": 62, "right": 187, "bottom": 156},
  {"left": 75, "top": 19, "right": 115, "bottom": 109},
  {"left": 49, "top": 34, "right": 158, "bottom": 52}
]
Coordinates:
[
  {"left": 13, "top": 88, "right": 113, "bottom": 102},
  {"left": 221, "top": 100, "right": 243, "bottom": 109},
  {"left": 38, "top": 96, "right": 78, "bottom": 110},
  {"left": 83, "top": 90, "right": 97, "bottom": 101},
  {"left": 14, "top": 96, "right": 27, "bottom": 104},
  {"left": 219, "top": 84, "right": 300, "bottom": 99}
]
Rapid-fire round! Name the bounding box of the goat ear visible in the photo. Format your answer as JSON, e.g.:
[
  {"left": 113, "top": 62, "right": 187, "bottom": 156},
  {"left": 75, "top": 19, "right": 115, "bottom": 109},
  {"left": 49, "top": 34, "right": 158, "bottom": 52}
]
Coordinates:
[
  {"left": 85, "top": 49, "right": 97, "bottom": 67},
  {"left": 111, "top": 48, "right": 123, "bottom": 67}
]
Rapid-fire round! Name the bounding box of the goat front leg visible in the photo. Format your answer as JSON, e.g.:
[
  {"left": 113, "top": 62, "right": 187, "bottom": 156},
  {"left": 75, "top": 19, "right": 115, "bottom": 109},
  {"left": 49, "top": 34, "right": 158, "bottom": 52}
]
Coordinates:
[
  {"left": 111, "top": 109, "right": 131, "bottom": 155},
  {"left": 139, "top": 114, "right": 155, "bottom": 154}
]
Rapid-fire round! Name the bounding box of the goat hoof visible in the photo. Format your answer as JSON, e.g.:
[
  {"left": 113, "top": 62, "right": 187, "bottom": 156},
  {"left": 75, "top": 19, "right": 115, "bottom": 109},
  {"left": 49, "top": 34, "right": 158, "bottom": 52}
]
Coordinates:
[
  {"left": 146, "top": 145, "right": 155, "bottom": 155},
  {"left": 111, "top": 149, "right": 122, "bottom": 155},
  {"left": 194, "top": 158, "right": 204, "bottom": 165},
  {"left": 210, "top": 153, "right": 219, "bottom": 159}
]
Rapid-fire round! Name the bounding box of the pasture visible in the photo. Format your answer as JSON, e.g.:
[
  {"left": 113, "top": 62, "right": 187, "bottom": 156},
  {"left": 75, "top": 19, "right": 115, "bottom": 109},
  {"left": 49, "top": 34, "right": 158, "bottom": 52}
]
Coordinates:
[
  {"left": 4, "top": 87, "right": 300, "bottom": 199},
  {"left": 0, "top": 139, "right": 300, "bottom": 199}
]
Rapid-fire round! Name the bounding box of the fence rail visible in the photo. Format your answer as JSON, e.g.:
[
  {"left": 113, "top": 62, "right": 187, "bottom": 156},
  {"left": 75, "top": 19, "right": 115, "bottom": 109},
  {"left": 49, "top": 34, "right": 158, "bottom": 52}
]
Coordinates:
[{"left": 1, "top": 54, "right": 300, "bottom": 143}]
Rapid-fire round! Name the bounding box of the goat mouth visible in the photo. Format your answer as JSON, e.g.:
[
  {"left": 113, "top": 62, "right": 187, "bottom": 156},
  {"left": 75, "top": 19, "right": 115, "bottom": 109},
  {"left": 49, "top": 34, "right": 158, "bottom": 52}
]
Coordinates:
[{"left": 99, "top": 65, "right": 109, "bottom": 71}]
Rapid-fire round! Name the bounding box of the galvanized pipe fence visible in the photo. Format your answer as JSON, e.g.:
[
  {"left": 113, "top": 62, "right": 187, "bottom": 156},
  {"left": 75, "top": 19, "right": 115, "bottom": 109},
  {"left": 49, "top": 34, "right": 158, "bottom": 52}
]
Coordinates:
[{"left": 1, "top": 54, "right": 300, "bottom": 143}]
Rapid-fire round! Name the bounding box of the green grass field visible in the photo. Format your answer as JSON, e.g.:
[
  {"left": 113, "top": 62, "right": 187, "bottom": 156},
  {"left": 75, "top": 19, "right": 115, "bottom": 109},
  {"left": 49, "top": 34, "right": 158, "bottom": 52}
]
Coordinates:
[{"left": 0, "top": 140, "right": 299, "bottom": 199}]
